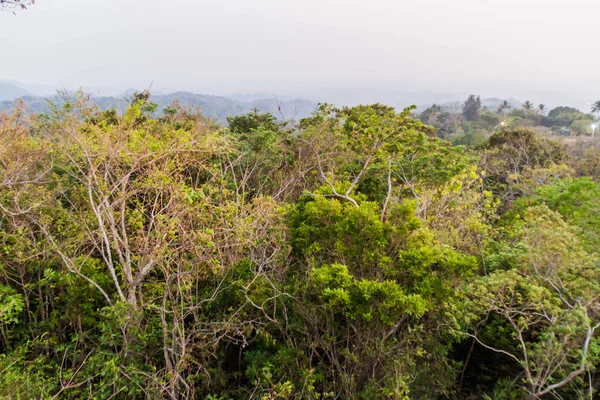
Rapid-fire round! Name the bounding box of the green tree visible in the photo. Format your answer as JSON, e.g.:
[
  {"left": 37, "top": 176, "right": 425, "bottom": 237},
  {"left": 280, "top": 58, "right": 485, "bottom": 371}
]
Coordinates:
[
  {"left": 0, "top": 97, "right": 289, "bottom": 398},
  {"left": 479, "top": 128, "right": 566, "bottom": 200},
  {"left": 227, "top": 107, "right": 280, "bottom": 134},
  {"left": 463, "top": 205, "right": 600, "bottom": 399},
  {"left": 463, "top": 94, "right": 482, "bottom": 121},
  {"left": 591, "top": 100, "right": 600, "bottom": 116},
  {"left": 497, "top": 100, "right": 512, "bottom": 114},
  {"left": 522, "top": 100, "right": 534, "bottom": 112},
  {"left": 548, "top": 106, "right": 580, "bottom": 118},
  {"left": 419, "top": 103, "right": 443, "bottom": 125},
  {"left": 536, "top": 104, "right": 547, "bottom": 115}
]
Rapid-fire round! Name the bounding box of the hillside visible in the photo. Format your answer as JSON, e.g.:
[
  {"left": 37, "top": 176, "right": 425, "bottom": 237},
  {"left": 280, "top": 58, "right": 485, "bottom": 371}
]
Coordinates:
[
  {"left": 0, "top": 82, "right": 32, "bottom": 101},
  {"left": 0, "top": 91, "right": 318, "bottom": 121}
]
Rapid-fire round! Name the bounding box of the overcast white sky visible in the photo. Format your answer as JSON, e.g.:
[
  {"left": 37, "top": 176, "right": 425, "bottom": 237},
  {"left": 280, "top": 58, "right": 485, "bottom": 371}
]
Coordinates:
[{"left": 1, "top": 0, "right": 598, "bottom": 100}]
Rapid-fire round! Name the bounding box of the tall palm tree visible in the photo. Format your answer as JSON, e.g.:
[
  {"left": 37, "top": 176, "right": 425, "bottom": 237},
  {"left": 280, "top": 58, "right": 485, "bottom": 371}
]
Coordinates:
[
  {"left": 522, "top": 101, "right": 534, "bottom": 112},
  {"left": 537, "top": 104, "right": 547, "bottom": 116},
  {"left": 497, "top": 100, "right": 511, "bottom": 113},
  {"left": 591, "top": 100, "right": 600, "bottom": 115}
]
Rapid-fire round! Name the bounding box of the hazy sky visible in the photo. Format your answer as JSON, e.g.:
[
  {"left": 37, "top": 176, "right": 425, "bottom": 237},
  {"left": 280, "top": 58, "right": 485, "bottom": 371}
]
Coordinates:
[{"left": 1, "top": 0, "right": 599, "bottom": 99}]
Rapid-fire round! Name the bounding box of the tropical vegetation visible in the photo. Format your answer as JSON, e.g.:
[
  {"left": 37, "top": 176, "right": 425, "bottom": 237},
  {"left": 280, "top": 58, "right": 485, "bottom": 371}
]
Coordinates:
[{"left": 1, "top": 92, "right": 600, "bottom": 399}]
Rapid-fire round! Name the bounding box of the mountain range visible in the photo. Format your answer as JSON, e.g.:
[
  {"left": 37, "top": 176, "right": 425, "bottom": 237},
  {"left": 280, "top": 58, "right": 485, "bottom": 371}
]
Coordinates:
[
  {"left": 0, "top": 80, "right": 595, "bottom": 120},
  {"left": 0, "top": 81, "right": 318, "bottom": 122}
]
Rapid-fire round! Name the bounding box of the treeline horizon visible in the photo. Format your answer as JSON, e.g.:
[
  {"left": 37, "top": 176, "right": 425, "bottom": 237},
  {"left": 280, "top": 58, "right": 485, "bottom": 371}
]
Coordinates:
[
  {"left": 2, "top": 91, "right": 600, "bottom": 399},
  {"left": 0, "top": 90, "right": 318, "bottom": 123}
]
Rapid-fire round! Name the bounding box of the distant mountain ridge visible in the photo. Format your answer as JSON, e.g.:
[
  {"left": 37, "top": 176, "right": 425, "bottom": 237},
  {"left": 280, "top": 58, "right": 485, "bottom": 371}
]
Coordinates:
[
  {"left": 0, "top": 90, "right": 319, "bottom": 122},
  {"left": 3, "top": 80, "right": 57, "bottom": 97},
  {"left": 0, "top": 82, "right": 33, "bottom": 101},
  {"left": 2, "top": 79, "right": 593, "bottom": 119}
]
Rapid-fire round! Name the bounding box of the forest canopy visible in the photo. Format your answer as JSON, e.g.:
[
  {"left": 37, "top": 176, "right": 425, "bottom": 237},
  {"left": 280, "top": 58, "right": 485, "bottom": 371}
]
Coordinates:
[{"left": 1, "top": 93, "right": 600, "bottom": 399}]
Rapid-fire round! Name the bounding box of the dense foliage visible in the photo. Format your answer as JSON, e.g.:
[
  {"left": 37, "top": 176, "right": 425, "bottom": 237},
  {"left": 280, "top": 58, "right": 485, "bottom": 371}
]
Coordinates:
[
  {"left": 1, "top": 94, "right": 600, "bottom": 399},
  {"left": 421, "top": 95, "right": 598, "bottom": 147}
]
